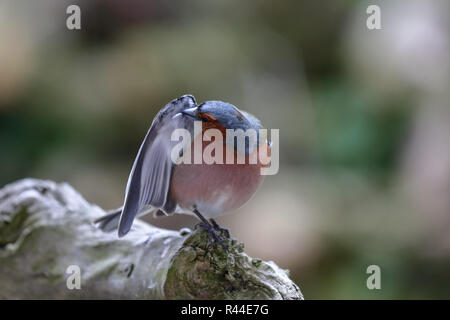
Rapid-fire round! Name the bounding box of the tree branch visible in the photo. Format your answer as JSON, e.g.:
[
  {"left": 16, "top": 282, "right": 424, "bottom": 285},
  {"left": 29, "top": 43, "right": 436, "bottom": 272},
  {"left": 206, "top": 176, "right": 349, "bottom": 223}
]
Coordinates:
[{"left": 0, "top": 179, "right": 303, "bottom": 299}]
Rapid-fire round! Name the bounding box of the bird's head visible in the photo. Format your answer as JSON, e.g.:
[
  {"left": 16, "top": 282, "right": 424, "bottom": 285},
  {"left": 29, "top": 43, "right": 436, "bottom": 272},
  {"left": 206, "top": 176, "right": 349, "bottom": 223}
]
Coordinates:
[
  {"left": 181, "top": 100, "right": 261, "bottom": 131},
  {"left": 181, "top": 100, "right": 266, "bottom": 155}
]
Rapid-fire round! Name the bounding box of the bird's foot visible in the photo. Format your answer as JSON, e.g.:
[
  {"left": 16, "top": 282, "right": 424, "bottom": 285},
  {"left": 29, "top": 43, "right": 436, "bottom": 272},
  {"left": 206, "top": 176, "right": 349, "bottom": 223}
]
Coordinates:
[
  {"left": 210, "top": 219, "right": 231, "bottom": 239},
  {"left": 195, "top": 222, "right": 228, "bottom": 250}
]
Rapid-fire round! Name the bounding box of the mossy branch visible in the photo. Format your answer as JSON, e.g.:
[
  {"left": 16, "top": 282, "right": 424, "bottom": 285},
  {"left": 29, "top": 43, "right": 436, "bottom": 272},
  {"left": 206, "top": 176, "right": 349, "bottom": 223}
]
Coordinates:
[{"left": 0, "top": 179, "right": 303, "bottom": 299}]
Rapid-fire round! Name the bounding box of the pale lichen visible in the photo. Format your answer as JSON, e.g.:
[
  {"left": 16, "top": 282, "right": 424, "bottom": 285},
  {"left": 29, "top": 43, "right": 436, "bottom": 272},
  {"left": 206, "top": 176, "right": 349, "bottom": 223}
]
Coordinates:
[{"left": 0, "top": 179, "right": 303, "bottom": 299}]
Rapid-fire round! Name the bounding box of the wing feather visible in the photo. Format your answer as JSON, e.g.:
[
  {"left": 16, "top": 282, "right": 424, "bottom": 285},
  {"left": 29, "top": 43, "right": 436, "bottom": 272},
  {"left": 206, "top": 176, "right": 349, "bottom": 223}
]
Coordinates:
[
  {"left": 117, "top": 95, "right": 196, "bottom": 237},
  {"left": 118, "top": 127, "right": 173, "bottom": 237}
]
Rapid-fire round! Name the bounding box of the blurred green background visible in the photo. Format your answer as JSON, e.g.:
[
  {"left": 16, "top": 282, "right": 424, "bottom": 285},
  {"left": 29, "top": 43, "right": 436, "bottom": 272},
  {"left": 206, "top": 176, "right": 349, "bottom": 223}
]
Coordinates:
[{"left": 1, "top": 0, "right": 449, "bottom": 299}]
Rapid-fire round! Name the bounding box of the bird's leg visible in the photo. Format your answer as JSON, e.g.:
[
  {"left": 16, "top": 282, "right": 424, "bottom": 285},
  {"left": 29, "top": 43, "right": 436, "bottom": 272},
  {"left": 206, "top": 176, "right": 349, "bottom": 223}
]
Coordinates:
[
  {"left": 210, "top": 218, "right": 230, "bottom": 239},
  {"left": 193, "top": 208, "right": 227, "bottom": 250}
]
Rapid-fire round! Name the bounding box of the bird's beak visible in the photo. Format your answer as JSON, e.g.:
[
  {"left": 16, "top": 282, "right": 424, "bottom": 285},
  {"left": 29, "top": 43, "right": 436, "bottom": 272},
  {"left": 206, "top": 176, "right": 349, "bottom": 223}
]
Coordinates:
[{"left": 181, "top": 107, "right": 199, "bottom": 119}]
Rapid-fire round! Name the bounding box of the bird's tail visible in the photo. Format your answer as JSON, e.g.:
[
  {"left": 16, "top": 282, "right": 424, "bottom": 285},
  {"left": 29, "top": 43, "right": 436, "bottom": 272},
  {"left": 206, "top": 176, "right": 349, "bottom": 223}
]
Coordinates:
[
  {"left": 94, "top": 206, "right": 165, "bottom": 233},
  {"left": 94, "top": 207, "right": 123, "bottom": 232}
]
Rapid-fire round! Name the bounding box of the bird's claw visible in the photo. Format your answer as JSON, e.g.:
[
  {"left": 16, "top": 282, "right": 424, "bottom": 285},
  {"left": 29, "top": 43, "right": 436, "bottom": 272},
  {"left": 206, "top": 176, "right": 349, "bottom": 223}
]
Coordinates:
[
  {"left": 213, "top": 224, "right": 230, "bottom": 239},
  {"left": 210, "top": 219, "right": 231, "bottom": 239},
  {"left": 195, "top": 222, "right": 228, "bottom": 250}
]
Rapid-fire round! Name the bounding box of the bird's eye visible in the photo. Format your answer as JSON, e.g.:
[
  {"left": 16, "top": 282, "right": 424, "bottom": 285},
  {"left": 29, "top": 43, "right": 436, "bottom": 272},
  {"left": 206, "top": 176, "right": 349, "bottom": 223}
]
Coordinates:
[{"left": 201, "top": 117, "right": 208, "bottom": 122}]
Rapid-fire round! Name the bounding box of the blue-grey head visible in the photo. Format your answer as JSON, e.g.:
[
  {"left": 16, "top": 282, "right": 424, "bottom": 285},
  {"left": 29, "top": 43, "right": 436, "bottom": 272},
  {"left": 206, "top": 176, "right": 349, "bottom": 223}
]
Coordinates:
[{"left": 181, "top": 100, "right": 265, "bottom": 155}]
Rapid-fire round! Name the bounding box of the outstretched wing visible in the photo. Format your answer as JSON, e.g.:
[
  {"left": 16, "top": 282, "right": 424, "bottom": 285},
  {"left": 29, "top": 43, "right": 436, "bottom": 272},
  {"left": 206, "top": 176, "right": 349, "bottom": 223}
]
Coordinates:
[{"left": 118, "top": 95, "right": 196, "bottom": 237}]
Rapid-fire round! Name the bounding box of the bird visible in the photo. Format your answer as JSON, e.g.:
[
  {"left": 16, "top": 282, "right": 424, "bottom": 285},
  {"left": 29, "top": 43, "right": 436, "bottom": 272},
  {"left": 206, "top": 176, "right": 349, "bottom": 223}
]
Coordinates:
[{"left": 95, "top": 94, "right": 270, "bottom": 249}]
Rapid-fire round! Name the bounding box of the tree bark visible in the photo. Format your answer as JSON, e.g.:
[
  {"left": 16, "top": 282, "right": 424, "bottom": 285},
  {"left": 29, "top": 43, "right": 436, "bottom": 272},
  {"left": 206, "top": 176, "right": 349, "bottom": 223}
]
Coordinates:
[{"left": 0, "top": 179, "right": 303, "bottom": 300}]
